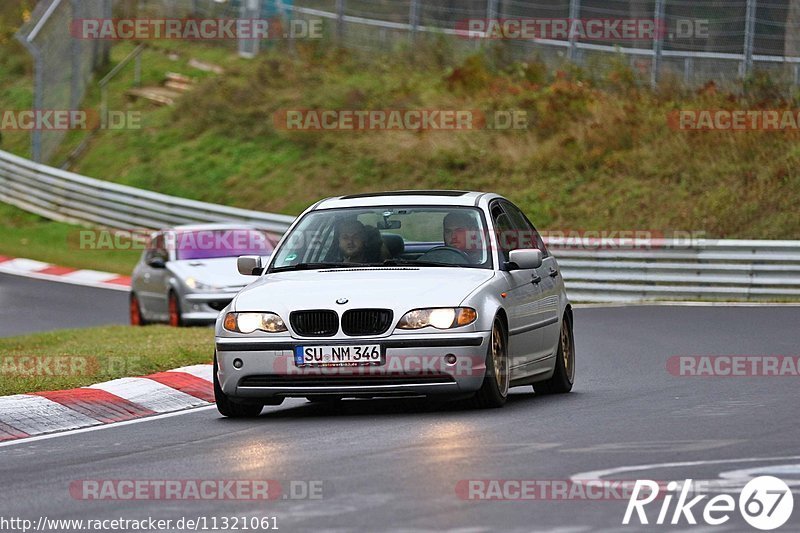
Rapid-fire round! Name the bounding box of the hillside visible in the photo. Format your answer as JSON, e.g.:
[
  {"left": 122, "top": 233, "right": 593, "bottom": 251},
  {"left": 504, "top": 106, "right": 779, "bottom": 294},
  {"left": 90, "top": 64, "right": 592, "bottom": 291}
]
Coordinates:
[{"left": 2, "top": 29, "right": 800, "bottom": 239}]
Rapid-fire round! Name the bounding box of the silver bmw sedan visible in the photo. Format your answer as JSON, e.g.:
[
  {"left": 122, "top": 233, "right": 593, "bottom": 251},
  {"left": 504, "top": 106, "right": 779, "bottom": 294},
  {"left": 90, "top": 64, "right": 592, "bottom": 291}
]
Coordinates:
[{"left": 214, "top": 191, "right": 575, "bottom": 416}]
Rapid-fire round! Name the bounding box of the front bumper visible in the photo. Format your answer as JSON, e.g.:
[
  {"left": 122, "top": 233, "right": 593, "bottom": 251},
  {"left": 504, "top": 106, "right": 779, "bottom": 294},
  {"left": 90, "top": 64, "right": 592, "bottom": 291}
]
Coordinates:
[
  {"left": 180, "top": 292, "right": 239, "bottom": 323},
  {"left": 215, "top": 333, "right": 491, "bottom": 399}
]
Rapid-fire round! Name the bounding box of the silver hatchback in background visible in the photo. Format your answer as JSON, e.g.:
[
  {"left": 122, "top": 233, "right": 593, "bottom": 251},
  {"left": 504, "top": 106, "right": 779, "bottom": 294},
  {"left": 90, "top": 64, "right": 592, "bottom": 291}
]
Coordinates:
[{"left": 130, "top": 223, "right": 277, "bottom": 327}]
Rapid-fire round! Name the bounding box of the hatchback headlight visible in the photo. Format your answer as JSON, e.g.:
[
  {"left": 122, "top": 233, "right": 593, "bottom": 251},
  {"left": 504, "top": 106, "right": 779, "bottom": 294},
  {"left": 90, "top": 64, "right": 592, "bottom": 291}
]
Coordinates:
[
  {"left": 223, "top": 312, "right": 287, "bottom": 333},
  {"left": 185, "top": 277, "right": 218, "bottom": 291},
  {"left": 397, "top": 307, "right": 477, "bottom": 330}
]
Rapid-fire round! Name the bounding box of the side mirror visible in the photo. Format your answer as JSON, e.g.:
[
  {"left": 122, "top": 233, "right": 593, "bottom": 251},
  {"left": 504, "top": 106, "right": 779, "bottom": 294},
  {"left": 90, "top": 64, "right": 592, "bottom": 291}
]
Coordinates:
[
  {"left": 147, "top": 256, "right": 166, "bottom": 269},
  {"left": 507, "top": 249, "right": 543, "bottom": 270},
  {"left": 237, "top": 255, "right": 263, "bottom": 276}
]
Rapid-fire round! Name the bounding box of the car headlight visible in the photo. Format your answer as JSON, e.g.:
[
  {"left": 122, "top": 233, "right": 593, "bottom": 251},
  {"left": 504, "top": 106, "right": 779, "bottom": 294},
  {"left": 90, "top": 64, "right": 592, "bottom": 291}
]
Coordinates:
[
  {"left": 223, "top": 312, "right": 287, "bottom": 333},
  {"left": 185, "top": 277, "right": 218, "bottom": 291},
  {"left": 397, "top": 307, "right": 477, "bottom": 330}
]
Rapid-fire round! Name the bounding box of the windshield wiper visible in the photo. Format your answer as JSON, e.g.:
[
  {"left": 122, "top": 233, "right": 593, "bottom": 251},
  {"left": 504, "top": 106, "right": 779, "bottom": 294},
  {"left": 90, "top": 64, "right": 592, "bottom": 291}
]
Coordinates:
[{"left": 269, "top": 262, "right": 347, "bottom": 273}]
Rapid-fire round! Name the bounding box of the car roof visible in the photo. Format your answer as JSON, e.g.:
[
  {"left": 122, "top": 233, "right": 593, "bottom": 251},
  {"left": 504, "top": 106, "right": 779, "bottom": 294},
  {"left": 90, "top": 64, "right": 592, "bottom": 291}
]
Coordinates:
[{"left": 313, "top": 190, "right": 501, "bottom": 210}]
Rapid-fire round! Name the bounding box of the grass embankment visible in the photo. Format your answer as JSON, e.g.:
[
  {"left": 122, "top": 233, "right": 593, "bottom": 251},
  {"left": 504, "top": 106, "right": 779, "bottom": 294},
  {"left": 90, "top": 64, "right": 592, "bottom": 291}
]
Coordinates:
[
  {"left": 0, "top": 203, "right": 140, "bottom": 274},
  {"left": 63, "top": 39, "right": 800, "bottom": 239},
  {"left": 0, "top": 325, "right": 213, "bottom": 396}
]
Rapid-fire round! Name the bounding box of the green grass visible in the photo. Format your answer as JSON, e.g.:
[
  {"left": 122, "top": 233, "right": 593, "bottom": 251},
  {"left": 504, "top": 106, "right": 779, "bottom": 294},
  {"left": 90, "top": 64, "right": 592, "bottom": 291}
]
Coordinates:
[
  {"left": 0, "top": 324, "right": 213, "bottom": 396},
  {"left": 61, "top": 39, "right": 800, "bottom": 239},
  {"left": 0, "top": 202, "right": 140, "bottom": 274}
]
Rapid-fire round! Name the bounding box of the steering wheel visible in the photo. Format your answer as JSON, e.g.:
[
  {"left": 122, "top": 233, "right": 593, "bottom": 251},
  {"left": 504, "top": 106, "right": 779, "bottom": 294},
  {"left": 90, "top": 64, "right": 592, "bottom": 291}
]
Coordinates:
[{"left": 419, "top": 246, "right": 472, "bottom": 265}]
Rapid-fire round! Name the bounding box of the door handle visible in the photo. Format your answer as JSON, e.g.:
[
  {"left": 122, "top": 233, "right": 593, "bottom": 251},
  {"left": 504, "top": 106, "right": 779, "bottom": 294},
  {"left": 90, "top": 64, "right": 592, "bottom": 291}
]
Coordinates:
[
  {"left": 549, "top": 268, "right": 559, "bottom": 278},
  {"left": 531, "top": 274, "right": 542, "bottom": 284}
]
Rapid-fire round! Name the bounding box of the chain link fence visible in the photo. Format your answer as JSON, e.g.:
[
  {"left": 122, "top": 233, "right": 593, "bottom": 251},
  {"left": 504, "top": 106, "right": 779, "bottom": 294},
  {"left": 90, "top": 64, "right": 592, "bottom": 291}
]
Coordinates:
[
  {"left": 16, "top": 0, "right": 112, "bottom": 163},
  {"left": 284, "top": 0, "right": 800, "bottom": 89},
  {"left": 13, "top": 0, "right": 800, "bottom": 162}
]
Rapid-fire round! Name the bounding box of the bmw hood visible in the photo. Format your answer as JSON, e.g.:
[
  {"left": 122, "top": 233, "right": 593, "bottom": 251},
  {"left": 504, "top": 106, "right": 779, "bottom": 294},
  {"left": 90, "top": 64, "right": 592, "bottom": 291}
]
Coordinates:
[
  {"left": 168, "top": 257, "right": 264, "bottom": 290},
  {"left": 233, "top": 267, "right": 495, "bottom": 312}
]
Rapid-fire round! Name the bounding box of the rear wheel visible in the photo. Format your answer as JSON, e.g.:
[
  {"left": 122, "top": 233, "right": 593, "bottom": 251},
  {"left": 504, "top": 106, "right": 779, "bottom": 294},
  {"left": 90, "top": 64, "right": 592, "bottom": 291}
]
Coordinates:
[
  {"left": 469, "top": 317, "right": 509, "bottom": 409},
  {"left": 168, "top": 291, "right": 183, "bottom": 327},
  {"left": 129, "top": 293, "right": 147, "bottom": 326},
  {"left": 533, "top": 312, "right": 575, "bottom": 395},
  {"left": 213, "top": 354, "right": 264, "bottom": 418}
]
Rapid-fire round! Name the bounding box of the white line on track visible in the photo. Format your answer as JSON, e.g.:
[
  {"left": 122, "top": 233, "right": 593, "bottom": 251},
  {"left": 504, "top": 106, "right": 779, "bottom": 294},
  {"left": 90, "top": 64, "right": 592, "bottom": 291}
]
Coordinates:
[
  {"left": 0, "top": 266, "right": 129, "bottom": 292},
  {"left": 0, "top": 405, "right": 217, "bottom": 449}
]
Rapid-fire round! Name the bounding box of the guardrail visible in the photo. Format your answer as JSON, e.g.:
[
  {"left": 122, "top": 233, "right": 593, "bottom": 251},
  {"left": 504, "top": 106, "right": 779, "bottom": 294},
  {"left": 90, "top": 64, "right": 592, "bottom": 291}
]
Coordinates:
[
  {"left": 547, "top": 239, "right": 800, "bottom": 302},
  {"left": 1, "top": 148, "right": 798, "bottom": 302},
  {"left": 0, "top": 149, "right": 294, "bottom": 234}
]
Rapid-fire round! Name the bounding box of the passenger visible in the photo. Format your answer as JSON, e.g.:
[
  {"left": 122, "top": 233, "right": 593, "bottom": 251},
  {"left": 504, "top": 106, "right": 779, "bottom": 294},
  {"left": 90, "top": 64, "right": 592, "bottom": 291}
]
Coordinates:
[{"left": 334, "top": 219, "right": 389, "bottom": 263}]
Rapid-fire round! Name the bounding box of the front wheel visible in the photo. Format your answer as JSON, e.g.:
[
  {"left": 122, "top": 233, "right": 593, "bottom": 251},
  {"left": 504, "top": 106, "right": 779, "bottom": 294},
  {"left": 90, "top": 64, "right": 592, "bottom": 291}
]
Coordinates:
[
  {"left": 130, "top": 293, "right": 147, "bottom": 326},
  {"left": 214, "top": 354, "right": 264, "bottom": 418},
  {"left": 469, "top": 317, "right": 509, "bottom": 409},
  {"left": 533, "top": 312, "right": 575, "bottom": 395}
]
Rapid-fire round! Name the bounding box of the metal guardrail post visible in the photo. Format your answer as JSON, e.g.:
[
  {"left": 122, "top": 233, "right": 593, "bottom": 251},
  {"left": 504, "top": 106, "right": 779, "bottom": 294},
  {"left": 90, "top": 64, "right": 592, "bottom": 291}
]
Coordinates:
[
  {"left": 651, "top": 0, "right": 665, "bottom": 89},
  {"left": 743, "top": 0, "right": 757, "bottom": 78},
  {"left": 336, "top": 0, "right": 345, "bottom": 43},
  {"left": 568, "top": 0, "right": 580, "bottom": 62},
  {"left": 15, "top": 39, "right": 43, "bottom": 162},
  {"left": 409, "top": 0, "right": 419, "bottom": 41},
  {"left": 487, "top": 0, "right": 498, "bottom": 21}
]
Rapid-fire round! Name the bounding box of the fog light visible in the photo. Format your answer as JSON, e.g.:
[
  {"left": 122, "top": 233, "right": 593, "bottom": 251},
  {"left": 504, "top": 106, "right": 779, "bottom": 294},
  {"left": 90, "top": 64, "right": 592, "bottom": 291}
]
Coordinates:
[
  {"left": 233, "top": 359, "right": 243, "bottom": 369},
  {"left": 445, "top": 354, "right": 457, "bottom": 365}
]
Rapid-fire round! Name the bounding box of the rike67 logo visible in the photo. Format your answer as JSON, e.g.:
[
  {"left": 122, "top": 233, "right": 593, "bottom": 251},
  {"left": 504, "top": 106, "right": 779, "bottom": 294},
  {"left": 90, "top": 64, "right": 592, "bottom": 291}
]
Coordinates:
[{"left": 624, "top": 476, "right": 794, "bottom": 530}]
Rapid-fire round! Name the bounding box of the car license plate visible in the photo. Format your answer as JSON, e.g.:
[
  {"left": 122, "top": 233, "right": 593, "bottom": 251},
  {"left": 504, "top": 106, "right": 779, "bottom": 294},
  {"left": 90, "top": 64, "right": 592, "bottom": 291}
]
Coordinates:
[{"left": 294, "top": 345, "right": 382, "bottom": 366}]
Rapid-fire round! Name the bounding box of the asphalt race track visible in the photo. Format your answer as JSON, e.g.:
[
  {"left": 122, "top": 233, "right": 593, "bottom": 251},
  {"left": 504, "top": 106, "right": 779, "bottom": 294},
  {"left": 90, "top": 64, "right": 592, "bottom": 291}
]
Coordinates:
[
  {"left": 2, "top": 301, "right": 798, "bottom": 532},
  {"left": 0, "top": 273, "right": 128, "bottom": 337}
]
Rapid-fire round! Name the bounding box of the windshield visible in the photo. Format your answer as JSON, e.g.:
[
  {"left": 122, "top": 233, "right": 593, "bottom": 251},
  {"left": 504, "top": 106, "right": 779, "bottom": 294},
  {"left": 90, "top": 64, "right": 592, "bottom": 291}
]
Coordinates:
[
  {"left": 269, "top": 206, "right": 492, "bottom": 271},
  {"left": 174, "top": 229, "right": 275, "bottom": 261}
]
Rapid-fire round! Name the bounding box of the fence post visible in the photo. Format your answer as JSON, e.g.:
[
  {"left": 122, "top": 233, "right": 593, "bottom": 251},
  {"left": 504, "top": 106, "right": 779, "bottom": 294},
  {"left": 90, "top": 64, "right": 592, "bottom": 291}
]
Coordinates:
[
  {"left": 568, "top": 0, "right": 580, "bottom": 62},
  {"left": 742, "top": 0, "right": 756, "bottom": 78},
  {"left": 336, "top": 0, "right": 345, "bottom": 43},
  {"left": 487, "top": 0, "right": 498, "bottom": 21},
  {"left": 650, "top": 0, "right": 665, "bottom": 89},
  {"left": 70, "top": 0, "right": 82, "bottom": 110},
  {"left": 17, "top": 40, "right": 43, "bottom": 162},
  {"left": 409, "top": 0, "right": 419, "bottom": 40},
  {"left": 683, "top": 56, "right": 693, "bottom": 85},
  {"left": 238, "top": 0, "right": 261, "bottom": 58}
]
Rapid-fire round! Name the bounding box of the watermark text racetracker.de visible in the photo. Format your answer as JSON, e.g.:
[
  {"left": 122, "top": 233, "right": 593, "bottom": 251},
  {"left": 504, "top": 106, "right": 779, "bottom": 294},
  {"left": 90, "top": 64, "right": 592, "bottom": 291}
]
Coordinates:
[
  {"left": 71, "top": 18, "right": 323, "bottom": 40},
  {"left": 273, "top": 109, "right": 529, "bottom": 131},
  {"left": 667, "top": 355, "right": 800, "bottom": 377},
  {"left": 70, "top": 479, "right": 325, "bottom": 501},
  {"left": 668, "top": 109, "right": 800, "bottom": 131},
  {"left": 0, "top": 110, "right": 141, "bottom": 131},
  {"left": 455, "top": 17, "right": 709, "bottom": 41},
  {"left": 1, "top": 356, "right": 147, "bottom": 378}
]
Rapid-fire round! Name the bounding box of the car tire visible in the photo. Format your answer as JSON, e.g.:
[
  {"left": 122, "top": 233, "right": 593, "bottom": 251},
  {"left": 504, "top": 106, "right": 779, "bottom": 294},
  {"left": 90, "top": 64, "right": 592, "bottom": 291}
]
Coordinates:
[
  {"left": 168, "top": 291, "right": 183, "bottom": 328},
  {"left": 533, "top": 312, "right": 575, "bottom": 395},
  {"left": 469, "top": 316, "right": 509, "bottom": 409},
  {"left": 129, "top": 293, "right": 147, "bottom": 326},
  {"left": 213, "top": 354, "right": 264, "bottom": 418}
]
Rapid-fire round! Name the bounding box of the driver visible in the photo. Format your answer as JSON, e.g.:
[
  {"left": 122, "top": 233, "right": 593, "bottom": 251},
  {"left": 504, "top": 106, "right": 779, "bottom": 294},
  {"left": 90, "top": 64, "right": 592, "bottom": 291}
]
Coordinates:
[{"left": 443, "top": 212, "right": 484, "bottom": 264}]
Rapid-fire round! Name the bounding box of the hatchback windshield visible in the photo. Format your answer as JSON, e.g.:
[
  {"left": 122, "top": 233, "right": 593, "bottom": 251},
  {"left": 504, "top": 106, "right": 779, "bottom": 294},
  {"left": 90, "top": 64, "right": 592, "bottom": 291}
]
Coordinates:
[
  {"left": 175, "top": 229, "right": 275, "bottom": 261},
  {"left": 270, "top": 206, "right": 492, "bottom": 271}
]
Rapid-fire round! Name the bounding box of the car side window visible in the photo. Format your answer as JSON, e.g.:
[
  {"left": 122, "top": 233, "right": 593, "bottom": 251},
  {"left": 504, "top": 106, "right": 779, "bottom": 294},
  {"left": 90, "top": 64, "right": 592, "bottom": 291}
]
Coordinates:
[
  {"left": 490, "top": 202, "right": 515, "bottom": 262},
  {"left": 501, "top": 201, "right": 549, "bottom": 258},
  {"left": 145, "top": 233, "right": 168, "bottom": 265}
]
